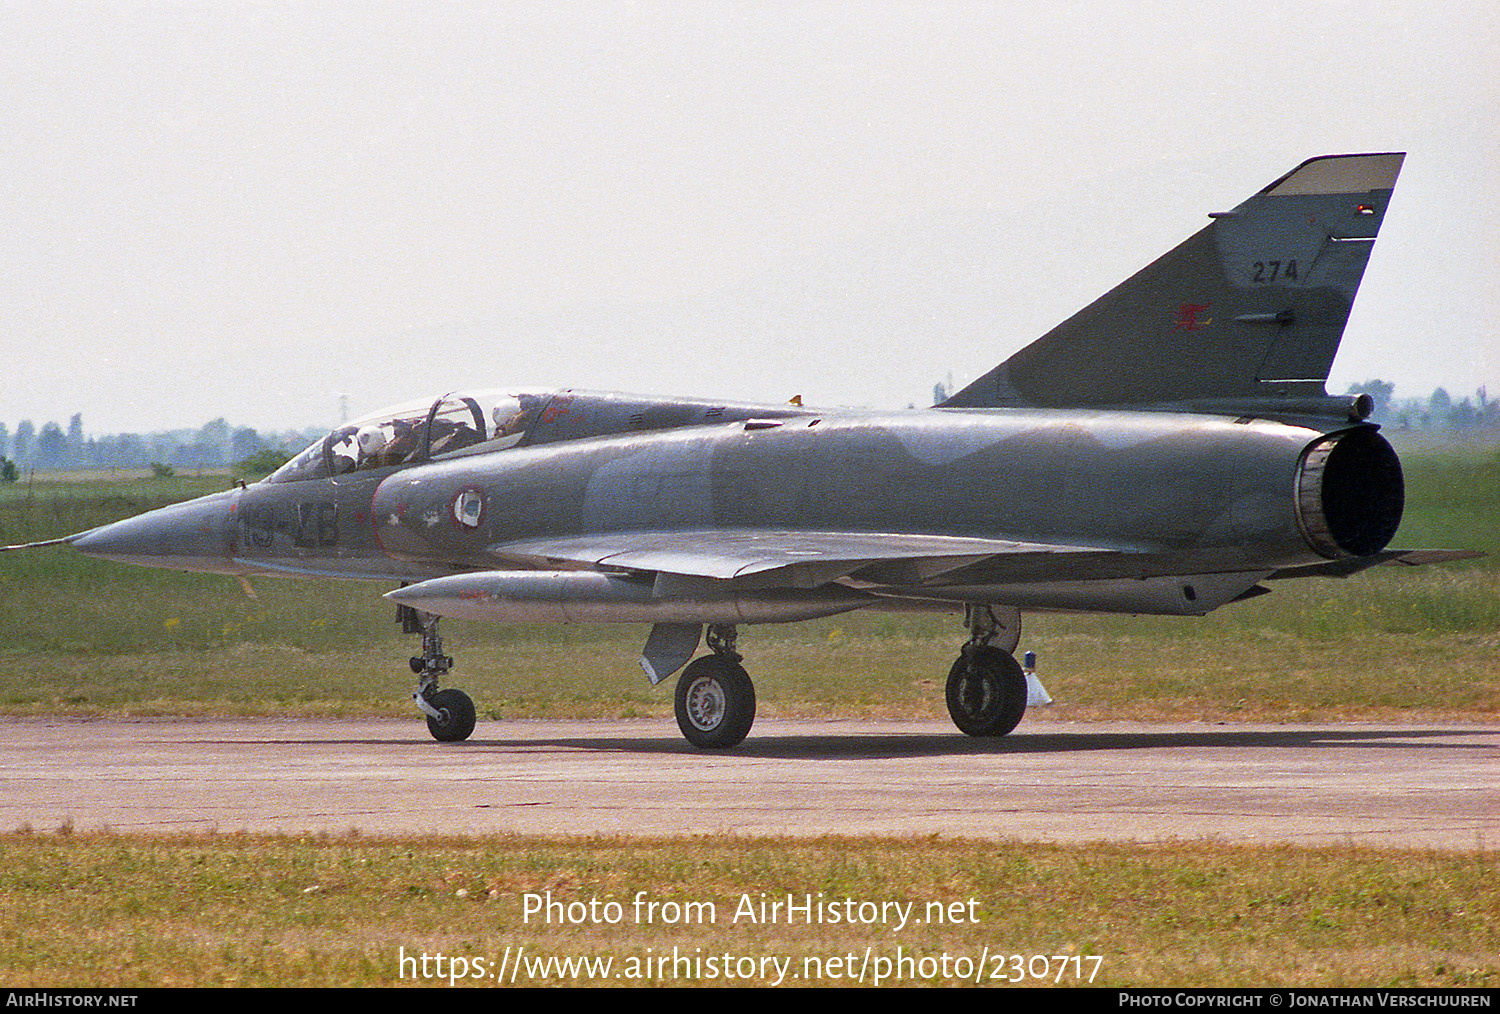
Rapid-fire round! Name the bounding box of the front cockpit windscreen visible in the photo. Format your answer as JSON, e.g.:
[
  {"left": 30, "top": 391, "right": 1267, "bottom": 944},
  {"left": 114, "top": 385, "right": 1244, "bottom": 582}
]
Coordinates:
[{"left": 267, "top": 391, "right": 537, "bottom": 483}]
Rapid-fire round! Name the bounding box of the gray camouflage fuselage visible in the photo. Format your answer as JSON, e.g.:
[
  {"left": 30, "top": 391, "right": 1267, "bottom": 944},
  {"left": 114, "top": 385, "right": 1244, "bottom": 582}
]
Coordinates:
[{"left": 72, "top": 393, "right": 1396, "bottom": 620}]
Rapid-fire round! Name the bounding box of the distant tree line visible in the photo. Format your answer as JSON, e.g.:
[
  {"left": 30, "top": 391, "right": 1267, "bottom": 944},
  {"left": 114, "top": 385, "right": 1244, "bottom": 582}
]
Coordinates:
[
  {"left": 928, "top": 378, "right": 1499, "bottom": 431},
  {"left": 0, "top": 414, "right": 319, "bottom": 478},
  {"left": 2, "top": 384, "right": 1495, "bottom": 484},
  {"left": 1345, "top": 381, "right": 1500, "bottom": 431}
]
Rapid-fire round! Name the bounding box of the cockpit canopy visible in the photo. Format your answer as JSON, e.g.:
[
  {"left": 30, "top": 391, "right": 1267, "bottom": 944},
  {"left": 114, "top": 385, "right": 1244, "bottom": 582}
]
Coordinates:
[{"left": 268, "top": 390, "right": 536, "bottom": 483}]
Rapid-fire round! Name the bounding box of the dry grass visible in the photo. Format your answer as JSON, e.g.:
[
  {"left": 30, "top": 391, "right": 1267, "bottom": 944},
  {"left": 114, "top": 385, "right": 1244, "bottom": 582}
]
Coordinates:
[{"left": 1, "top": 831, "right": 1494, "bottom": 987}]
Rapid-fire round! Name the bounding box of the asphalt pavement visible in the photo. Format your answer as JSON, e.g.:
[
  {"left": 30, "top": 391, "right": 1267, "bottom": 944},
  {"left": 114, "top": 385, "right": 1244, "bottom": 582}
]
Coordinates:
[{"left": 2, "top": 717, "right": 1494, "bottom": 848}]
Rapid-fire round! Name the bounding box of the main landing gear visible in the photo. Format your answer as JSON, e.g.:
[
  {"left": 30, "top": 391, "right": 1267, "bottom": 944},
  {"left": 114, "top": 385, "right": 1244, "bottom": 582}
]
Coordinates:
[
  {"left": 945, "top": 604, "right": 1029, "bottom": 737},
  {"left": 664, "top": 609, "right": 1033, "bottom": 748},
  {"left": 674, "top": 624, "right": 756, "bottom": 749},
  {"left": 400, "top": 603, "right": 476, "bottom": 742}
]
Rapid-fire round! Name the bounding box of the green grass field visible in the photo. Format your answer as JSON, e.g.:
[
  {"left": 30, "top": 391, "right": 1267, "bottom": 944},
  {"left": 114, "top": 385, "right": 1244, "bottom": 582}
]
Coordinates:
[{"left": 2, "top": 439, "right": 1496, "bottom": 722}]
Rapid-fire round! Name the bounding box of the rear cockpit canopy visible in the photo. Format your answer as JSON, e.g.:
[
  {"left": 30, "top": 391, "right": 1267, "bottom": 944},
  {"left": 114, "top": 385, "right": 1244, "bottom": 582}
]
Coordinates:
[{"left": 268, "top": 390, "right": 536, "bottom": 483}]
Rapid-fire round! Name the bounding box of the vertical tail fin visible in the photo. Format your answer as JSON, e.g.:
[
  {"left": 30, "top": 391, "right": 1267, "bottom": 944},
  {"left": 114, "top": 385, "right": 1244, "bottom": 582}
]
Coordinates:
[{"left": 943, "top": 153, "right": 1404, "bottom": 415}]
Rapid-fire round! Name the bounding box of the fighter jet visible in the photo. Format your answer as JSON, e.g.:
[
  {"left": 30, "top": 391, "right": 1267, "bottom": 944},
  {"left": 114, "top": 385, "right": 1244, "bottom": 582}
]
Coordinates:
[{"left": 11, "top": 152, "right": 1475, "bottom": 747}]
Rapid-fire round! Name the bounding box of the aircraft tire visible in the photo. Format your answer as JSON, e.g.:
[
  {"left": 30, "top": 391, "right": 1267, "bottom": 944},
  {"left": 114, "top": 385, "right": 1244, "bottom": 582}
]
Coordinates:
[
  {"left": 425, "top": 688, "right": 477, "bottom": 742},
  {"left": 675, "top": 656, "right": 756, "bottom": 748},
  {"left": 945, "top": 646, "right": 1027, "bottom": 737}
]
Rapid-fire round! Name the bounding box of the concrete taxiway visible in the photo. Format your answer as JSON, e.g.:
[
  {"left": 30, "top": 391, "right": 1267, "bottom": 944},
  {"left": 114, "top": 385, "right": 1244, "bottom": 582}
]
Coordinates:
[{"left": 1, "top": 717, "right": 1494, "bottom": 848}]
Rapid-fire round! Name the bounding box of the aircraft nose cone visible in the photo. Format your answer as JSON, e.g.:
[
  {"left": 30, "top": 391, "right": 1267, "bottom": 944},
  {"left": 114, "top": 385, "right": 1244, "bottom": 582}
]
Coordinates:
[{"left": 72, "top": 491, "right": 238, "bottom": 573}]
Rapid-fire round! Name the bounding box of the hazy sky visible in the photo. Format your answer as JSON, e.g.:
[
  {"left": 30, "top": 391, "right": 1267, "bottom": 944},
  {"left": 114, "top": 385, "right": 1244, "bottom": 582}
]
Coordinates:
[{"left": 3, "top": 1, "right": 1496, "bottom": 435}]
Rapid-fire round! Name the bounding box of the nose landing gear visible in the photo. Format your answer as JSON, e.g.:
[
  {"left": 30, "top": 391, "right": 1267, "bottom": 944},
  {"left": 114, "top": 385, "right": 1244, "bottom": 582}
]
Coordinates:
[{"left": 400, "top": 602, "right": 476, "bottom": 742}]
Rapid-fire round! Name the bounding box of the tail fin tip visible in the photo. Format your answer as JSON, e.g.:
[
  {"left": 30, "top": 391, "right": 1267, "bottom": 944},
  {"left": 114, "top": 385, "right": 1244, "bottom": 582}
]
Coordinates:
[{"left": 1259, "top": 152, "right": 1404, "bottom": 197}]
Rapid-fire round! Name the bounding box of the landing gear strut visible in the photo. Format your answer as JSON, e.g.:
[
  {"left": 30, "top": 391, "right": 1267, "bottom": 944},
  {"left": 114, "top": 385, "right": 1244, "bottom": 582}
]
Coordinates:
[
  {"left": 399, "top": 602, "right": 475, "bottom": 742},
  {"left": 945, "top": 605, "right": 1027, "bottom": 737},
  {"left": 674, "top": 623, "right": 756, "bottom": 749}
]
